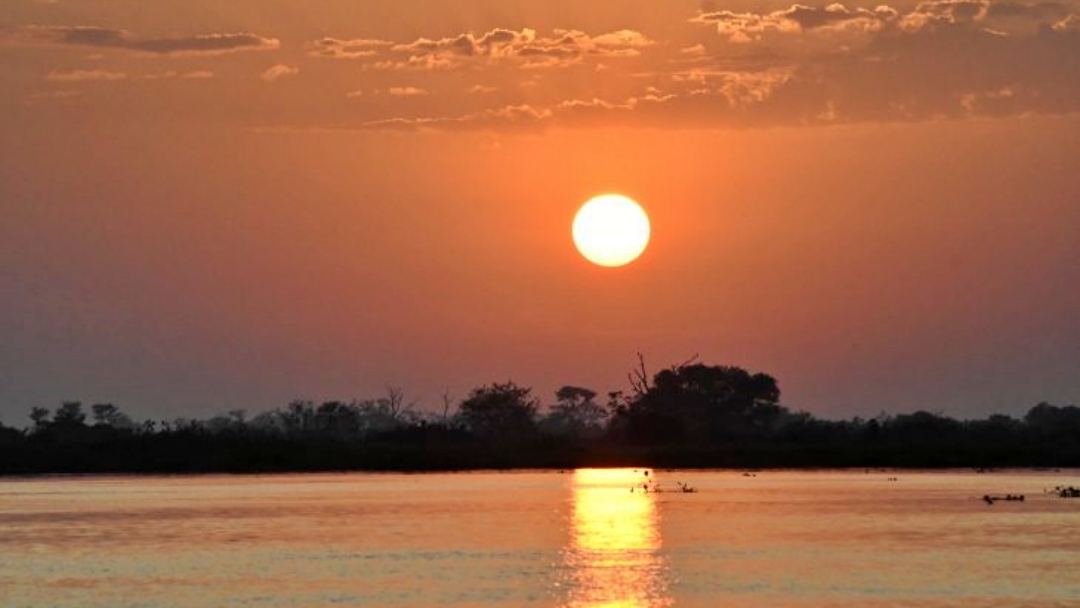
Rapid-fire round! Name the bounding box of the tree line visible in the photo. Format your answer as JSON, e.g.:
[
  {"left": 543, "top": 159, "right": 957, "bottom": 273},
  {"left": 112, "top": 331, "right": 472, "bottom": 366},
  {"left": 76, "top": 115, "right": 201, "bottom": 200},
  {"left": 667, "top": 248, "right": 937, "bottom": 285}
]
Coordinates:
[{"left": 2, "top": 357, "right": 1078, "bottom": 474}]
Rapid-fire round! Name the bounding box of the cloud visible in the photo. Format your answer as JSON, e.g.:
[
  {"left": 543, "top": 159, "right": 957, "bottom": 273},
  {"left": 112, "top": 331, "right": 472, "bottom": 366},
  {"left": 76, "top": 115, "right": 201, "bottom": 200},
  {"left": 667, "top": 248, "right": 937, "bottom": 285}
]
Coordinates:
[
  {"left": 313, "top": 27, "right": 654, "bottom": 70},
  {"left": 24, "top": 26, "right": 279, "bottom": 55},
  {"left": 987, "top": 1, "right": 1074, "bottom": 18},
  {"left": 388, "top": 86, "right": 428, "bottom": 96},
  {"left": 686, "top": 0, "right": 1069, "bottom": 44},
  {"left": 674, "top": 1, "right": 1080, "bottom": 125},
  {"left": 308, "top": 37, "right": 392, "bottom": 59},
  {"left": 351, "top": 0, "right": 1080, "bottom": 133},
  {"left": 24, "top": 89, "right": 81, "bottom": 105},
  {"left": 234, "top": 1, "right": 1079, "bottom": 133},
  {"left": 361, "top": 91, "right": 680, "bottom": 132},
  {"left": 45, "top": 69, "right": 127, "bottom": 81},
  {"left": 670, "top": 67, "right": 797, "bottom": 108},
  {"left": 691, "top": 4, "right": 896, "bottom": 43},
  {"left": 897, "top": 0, "right": 992, "bottom": 31},
  {"left": 1052, "top": 12, "right": 1080, "bottom": 30},
  {"left": 362, "top": 103, "right": 554, "bottom": 131},
  {"left": 261, "top": 64, "right": 299, "bottom": 82},
  {"left": 42, "top": 68, "right": 216, "bottom": 83},
  {"left": 691, "top": 0, "right": 1080, "bottom": 44}
]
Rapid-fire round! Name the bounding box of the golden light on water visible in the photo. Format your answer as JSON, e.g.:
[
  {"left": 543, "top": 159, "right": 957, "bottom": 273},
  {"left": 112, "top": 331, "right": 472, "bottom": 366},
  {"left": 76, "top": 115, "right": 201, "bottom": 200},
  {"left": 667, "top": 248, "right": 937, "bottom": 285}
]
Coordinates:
[{"left": 563, "top": 468, "right": 670, "bottom": 608}]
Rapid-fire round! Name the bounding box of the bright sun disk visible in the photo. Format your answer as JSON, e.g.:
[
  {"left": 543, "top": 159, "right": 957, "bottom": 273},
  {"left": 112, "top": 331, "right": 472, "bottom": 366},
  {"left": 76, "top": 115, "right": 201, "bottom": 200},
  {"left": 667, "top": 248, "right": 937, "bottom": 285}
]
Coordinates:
[{"left": 572, "top": 194, "right": 650, "bottom": 267}]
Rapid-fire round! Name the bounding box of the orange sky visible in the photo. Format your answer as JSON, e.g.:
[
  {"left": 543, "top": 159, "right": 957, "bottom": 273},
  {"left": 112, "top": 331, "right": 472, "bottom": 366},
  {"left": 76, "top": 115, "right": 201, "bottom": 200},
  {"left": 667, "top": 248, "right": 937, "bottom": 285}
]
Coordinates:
[{"left": 1, "top": 0, "right": 1078, "bottom": 422}]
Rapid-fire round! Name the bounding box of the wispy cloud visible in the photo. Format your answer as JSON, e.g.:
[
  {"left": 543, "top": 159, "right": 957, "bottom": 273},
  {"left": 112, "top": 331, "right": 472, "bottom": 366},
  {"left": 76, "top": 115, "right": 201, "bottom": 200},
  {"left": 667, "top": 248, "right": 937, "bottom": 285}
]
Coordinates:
[
  {"left": 361, "top": 92, "right": 677, "bottom": 132},
  {"left": 308, "top": 38, "right": 392, "bottom": 59},
  {"left": 43, "top": 68, "right": 216, "bottom": 82},
  {"left": 388, "top": 86, "right": 429, "bottom": 96},
  {"left": 261, "top": 64, "right": 299, "bottom": 82},
  {"left": 23, "top": 26, "right": 279, "bottom": 55},
  {"left": 17, "top": 3, "right": 1080, "bottom": 132},
  {"left": 1053, "top": 12, "right": 1080, "bottom": 30},
  {"left": 349, "top": 1, "right": 1080, "bottom": 132},
  {"left": 46, "top": 69, "right": 127, "bottom": 82},
  {"left": 24, "top": 89, "right": 81, "bottom": 105},
  {"left": 311, "top": 27, "right": 654, "bottom": 70}
]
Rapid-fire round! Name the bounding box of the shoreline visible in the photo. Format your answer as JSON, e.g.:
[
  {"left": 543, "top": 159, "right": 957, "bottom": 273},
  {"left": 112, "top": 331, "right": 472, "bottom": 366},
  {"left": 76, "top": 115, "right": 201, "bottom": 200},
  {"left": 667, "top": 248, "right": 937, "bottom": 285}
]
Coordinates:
[{"left": 2, "top": 464, "right": 1076, "bottom": 480}]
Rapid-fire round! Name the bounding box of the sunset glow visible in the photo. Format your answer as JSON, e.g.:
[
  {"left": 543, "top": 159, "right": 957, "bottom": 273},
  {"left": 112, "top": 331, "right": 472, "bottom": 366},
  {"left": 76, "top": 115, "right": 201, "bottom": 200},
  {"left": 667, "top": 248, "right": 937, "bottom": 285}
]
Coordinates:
[{"left": 3, "top": 1, "right": 1080, "bottom": 606}]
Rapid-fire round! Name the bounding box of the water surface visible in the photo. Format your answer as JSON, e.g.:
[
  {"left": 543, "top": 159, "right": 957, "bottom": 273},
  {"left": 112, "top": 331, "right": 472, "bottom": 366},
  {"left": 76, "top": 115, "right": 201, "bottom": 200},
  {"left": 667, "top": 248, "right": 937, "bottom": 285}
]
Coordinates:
[{"left": 2, "top": 469, "right": 1078, "bottom": 607}]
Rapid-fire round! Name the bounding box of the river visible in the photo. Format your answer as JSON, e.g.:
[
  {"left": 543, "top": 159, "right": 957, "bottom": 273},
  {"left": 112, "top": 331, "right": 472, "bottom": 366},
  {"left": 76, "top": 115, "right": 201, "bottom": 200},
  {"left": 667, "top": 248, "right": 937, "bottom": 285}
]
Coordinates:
[{"left": 2, "top": 469, "right": 1078, "bottom": 606}]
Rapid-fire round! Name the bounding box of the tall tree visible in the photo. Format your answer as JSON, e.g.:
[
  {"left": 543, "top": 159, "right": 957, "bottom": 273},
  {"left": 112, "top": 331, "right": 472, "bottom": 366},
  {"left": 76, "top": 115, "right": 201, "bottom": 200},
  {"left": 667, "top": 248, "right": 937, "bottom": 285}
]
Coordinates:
[
  {"left": 52, "top": 402, "right": 87, "bottom": 428},
  {"left": 91, "top": 403, "right": 127, "bottom": 427},
  {"left": 458, "top": 382, "right": 538, "bottom": 439},
  {"left": 618, "top": 362, "right": 784, "bottom": 443},
  {"left": 544, "top": 386, "right": 608, "bottom": 438},
  {"left": 29, "top": 406, "right": 51, "bottom": 430}
]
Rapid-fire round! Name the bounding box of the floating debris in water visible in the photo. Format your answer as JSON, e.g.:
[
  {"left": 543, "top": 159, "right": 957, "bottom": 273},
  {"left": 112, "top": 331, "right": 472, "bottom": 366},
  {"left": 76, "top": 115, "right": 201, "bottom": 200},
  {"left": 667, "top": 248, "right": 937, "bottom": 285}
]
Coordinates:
[
  {"left": 983, "top": 494, "right": 1025, "bottom": 505},
  {"left": 630, "top": 471, "right": 698, "bottom": 494},
  {"left": 1050, "top": 486, "right": 1080, "bottom": 498}
]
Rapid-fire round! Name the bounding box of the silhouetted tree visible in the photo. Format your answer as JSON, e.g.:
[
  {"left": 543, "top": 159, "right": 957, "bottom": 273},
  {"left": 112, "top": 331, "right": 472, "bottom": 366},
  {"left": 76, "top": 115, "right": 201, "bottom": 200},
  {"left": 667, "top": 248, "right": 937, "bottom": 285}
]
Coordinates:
[
  {"left": 200, "top": 409, "right": 252, "bottom": 434},
  {"left": 248, "top": 410, "right": 286, "bottom": 433},
  {"left": 91, "top": 403, "right": 118, "bottom": 426},
  {"left": 313, "top": 401, "right": 361, "bottom": 437},
  {"left": 542, "top": 386, "right": 608, "bottom": 438},
  {"left": 90, "top": 403, "right": 132, "bottom": 428},
  {"left": 53, "top": 402, "right": 87, "bottom": 428},
  {"left": 0, "top": 420, "right": 20, "bottom": 445},
  {"left": 458, "top": 382, "right": 538, "bottom": 439},
  {"left": 355, "top": 388, "right": 418, "bottom": 435},
  {"left": 1025, "top": 402, "right": 1080, "bottom": 436},
  {"left": 3, "top": 362, "right": 1079, "bottom": 474},
  {"left": 280, "top": 400, "right": 315, "bottom": 434},
  {"left": 616, "top": 361, "right": 783, "bottom": 444},
  {"left": 439, "top": 390, "right": 457, "bottom": 426},
  {"left": 29, "top": 406, "right": 51, "bottom": 430},
  {"left": 888, "top": 411, "right": 962, "bottom": 442},
  {"left": 966, "top": 413, "right": 1023, "bottom": 441},
  {"left": 383, "top": 386, "right": 410, "bottom": 421}
]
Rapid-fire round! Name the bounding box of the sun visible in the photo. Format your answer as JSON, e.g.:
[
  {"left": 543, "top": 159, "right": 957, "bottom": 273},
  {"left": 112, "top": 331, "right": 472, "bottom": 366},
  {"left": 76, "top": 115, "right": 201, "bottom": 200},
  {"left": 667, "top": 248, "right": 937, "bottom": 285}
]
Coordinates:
[{"left": 572, "top": 194, "right": 651, "bottom": 267}]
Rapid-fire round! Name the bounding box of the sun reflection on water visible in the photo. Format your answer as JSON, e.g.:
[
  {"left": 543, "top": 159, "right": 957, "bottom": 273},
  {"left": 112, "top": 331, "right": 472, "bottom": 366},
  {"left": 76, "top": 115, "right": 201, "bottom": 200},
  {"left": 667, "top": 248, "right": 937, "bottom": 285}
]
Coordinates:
[{"left": 563, "top": 468, "right": 671, "bottom": 608}]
